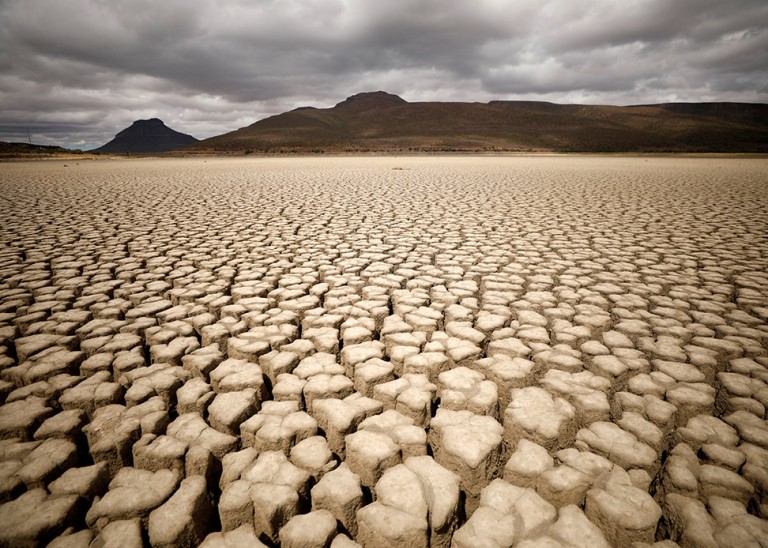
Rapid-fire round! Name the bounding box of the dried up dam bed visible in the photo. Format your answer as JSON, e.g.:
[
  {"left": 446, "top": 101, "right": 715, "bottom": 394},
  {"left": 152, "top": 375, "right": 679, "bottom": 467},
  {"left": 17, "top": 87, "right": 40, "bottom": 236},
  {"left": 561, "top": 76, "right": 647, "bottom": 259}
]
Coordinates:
[{"left": 0, "top": 156, "right": 767, "bottom": 547}]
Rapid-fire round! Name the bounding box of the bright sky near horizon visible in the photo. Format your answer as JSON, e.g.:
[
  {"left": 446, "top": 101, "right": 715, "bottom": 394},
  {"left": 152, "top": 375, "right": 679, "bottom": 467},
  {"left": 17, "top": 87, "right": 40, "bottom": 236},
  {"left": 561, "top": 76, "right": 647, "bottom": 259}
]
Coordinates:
[{"left": 1, "top": 0, "right": 766, "bottom": 149}]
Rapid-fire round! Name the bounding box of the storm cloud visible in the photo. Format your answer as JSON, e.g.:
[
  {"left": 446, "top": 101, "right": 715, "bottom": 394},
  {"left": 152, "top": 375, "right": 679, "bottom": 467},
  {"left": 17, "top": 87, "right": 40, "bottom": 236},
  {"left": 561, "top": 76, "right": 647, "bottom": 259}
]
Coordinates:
[{"left": 1, "top": 0, "right": 766, "bottom": 149}]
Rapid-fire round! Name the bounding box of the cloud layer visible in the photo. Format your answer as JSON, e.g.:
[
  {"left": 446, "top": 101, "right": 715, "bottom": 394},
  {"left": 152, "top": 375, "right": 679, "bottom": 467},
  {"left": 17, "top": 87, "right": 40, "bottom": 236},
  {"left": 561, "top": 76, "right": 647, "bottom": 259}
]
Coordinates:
[{"left": 1, "top": 0, "right": 766, "bottom": 149}]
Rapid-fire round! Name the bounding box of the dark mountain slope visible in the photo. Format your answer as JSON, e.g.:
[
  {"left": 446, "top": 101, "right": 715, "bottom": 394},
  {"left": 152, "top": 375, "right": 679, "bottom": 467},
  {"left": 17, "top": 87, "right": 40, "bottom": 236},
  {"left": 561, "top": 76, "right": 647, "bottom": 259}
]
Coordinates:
[{"left": 94, "top": 118, "right": 198, "bottom": 153}]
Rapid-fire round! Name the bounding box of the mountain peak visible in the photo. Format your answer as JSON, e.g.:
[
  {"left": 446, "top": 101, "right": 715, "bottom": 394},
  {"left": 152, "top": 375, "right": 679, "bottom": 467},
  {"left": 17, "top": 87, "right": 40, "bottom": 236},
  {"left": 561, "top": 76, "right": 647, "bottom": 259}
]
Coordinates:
[
  {"left": 334, "top": 91, "right": 407, "bottom": 110},
  {"left": 94, "top": 118, "right": 198, "bottom": 153},
  {"left": 131, "top": 118, "right": 165, "bottom": 126},
  {"left": 116, "top": 118, "right": 169, "bottom": 135}
]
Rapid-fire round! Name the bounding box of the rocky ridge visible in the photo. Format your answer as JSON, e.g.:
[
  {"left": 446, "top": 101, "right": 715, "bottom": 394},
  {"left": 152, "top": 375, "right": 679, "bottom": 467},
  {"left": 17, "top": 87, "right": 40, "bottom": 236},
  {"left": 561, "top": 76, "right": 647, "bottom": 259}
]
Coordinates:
[{"left": 188, "top": 91, "right": 768, "bottom": 153}]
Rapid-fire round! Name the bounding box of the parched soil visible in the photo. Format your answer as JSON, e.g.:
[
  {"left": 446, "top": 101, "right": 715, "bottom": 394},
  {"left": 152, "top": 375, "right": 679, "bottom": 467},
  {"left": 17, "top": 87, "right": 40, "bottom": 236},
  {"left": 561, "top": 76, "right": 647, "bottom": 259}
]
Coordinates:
[{"left": 0, "top": 156, "right": 766, "bottom": 547}]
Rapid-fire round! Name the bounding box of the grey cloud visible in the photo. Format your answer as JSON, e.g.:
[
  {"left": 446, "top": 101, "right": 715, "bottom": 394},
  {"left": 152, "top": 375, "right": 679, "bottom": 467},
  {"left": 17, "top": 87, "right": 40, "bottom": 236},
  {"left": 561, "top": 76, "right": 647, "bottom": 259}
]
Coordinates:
[
  {"left": 540, "top": 0, "right": 768, "bottom": 52},
  {"left": 0, "top": 0, "right": 766, "bottom": 149}
]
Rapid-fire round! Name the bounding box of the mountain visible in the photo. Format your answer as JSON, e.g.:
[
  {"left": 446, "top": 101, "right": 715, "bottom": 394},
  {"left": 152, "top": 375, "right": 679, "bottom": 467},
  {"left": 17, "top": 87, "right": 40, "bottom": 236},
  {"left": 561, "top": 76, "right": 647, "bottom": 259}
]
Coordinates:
[
  {"left": 187, "top": 91, "right": 768, "bottom": 153},
  {"left": 94, "top": 118, "right": 198, "bottom": 153}
]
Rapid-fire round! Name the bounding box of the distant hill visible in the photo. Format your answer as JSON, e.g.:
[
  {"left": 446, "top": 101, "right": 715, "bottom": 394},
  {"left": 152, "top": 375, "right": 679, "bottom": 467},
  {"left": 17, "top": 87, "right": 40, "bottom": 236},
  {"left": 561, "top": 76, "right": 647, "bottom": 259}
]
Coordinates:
[
  {"left": 0, "top": 141, "right": 73, "bottom": 158},
  {"left": 94, "top": 118, "right": 198, "bottom": 153},
  {"left": 187, "top": 91, "right": 768, "bottom": 153}
]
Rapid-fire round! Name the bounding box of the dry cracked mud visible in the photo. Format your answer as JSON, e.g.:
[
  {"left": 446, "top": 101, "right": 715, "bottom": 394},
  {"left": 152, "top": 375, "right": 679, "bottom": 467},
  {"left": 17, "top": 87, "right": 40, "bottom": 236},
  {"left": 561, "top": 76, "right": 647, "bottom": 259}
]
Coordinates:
[{"left": 0, "top": 155, "right": 767, "bottom": 547}]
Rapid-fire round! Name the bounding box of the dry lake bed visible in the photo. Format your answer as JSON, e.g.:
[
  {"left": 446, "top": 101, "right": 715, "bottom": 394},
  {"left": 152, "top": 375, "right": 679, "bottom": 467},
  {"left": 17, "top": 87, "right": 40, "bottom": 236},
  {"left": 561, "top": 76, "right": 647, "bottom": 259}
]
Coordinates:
[{"left": 0, "top": 155, "right": 767, "bottom": 547}]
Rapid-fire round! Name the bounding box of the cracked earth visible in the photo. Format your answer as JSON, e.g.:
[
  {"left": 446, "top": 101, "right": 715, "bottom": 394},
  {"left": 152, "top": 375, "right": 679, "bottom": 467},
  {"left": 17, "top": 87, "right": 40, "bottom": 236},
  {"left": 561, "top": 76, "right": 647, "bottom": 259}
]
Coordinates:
[{"left": 0, "top": 156, "right": 767, "bottom": 547}]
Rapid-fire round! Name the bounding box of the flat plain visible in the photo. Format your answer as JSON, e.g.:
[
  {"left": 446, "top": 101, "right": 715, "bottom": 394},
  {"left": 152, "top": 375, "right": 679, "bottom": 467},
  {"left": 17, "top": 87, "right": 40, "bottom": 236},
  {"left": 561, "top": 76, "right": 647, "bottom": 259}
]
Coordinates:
[{"left": 0, "top": 156, "right": 767, "bottom": 547}]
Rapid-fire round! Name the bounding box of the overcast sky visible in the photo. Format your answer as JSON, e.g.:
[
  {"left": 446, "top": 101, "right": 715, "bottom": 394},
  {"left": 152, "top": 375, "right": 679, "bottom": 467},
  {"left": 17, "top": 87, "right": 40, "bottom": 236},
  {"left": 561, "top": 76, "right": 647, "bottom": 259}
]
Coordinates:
[{"left": 1, "top": 0, "right": 767, "bottom": 149}]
